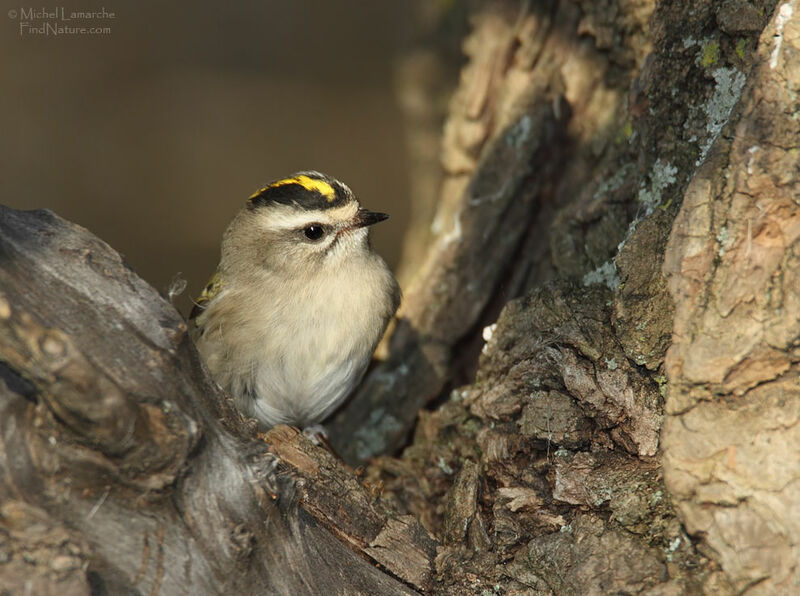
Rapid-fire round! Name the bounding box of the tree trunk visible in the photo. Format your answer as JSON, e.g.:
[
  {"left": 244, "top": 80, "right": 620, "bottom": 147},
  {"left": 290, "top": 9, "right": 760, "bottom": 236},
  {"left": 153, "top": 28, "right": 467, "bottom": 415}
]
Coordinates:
[{"left": 2, "top": 1, "right": 798, "bottom": 594}]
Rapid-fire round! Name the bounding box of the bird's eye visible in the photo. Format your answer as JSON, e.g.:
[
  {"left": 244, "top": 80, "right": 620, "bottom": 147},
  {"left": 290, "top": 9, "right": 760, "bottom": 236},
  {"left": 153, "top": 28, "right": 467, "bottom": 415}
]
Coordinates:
[{"left": 303, "top": 225, "right": 325, "bottom": 240}]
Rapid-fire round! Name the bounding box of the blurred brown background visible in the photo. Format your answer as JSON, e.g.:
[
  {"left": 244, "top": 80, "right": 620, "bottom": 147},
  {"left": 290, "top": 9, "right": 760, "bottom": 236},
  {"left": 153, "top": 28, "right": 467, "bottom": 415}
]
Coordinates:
[{"left": 1, "top": 1, "right": 444, "bottom": 313}]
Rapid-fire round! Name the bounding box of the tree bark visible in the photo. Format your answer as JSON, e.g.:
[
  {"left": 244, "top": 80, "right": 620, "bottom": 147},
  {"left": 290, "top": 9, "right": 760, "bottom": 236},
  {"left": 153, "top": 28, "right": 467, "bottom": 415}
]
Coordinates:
[{"left": 2, "top": 0, "right": 799, "bottom": 594}]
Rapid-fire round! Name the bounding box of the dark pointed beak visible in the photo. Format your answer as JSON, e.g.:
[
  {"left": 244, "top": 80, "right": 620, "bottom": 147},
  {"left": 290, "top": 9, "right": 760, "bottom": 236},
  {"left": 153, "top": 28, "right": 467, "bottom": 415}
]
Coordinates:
[{"left": 354, "top": 208, "right": 390, "bottom": 228}]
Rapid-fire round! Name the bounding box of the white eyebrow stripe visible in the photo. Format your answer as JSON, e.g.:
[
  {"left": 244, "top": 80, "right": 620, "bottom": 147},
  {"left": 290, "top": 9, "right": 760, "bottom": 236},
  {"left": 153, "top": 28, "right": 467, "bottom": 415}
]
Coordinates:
[{"left": 259, "top": 202, "right": 360, "bottom": 230}]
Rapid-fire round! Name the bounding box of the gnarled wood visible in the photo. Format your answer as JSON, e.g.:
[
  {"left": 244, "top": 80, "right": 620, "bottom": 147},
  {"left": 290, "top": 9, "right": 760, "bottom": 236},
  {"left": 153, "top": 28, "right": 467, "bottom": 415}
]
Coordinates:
[{"left": 0, "top": 207, "right": 431, "bottom": 595}]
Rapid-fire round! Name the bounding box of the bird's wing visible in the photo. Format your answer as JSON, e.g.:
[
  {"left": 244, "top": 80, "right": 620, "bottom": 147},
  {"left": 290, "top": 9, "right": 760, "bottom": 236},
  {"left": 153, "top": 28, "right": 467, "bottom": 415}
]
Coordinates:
[{"left": 189, "top": 270, "right": 224, "bottom": 321}]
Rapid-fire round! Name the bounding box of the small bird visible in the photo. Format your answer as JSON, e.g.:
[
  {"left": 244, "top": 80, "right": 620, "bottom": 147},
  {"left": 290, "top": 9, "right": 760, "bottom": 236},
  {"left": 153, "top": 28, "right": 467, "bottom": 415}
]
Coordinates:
[{"left": 190, "top": 172, "right": 400, "bottom": 430}]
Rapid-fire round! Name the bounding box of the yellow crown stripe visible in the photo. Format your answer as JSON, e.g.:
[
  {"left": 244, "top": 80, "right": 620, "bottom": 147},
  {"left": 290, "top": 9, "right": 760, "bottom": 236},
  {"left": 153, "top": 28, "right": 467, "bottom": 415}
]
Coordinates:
[
  {"left": 249, "top": 175, "right": 337, "bottom": 202},
  {"left": 272, "top": 175, "right": 337, "bottom": 201},
  {"left": 249, "top": 187, "right": 267, "bottom": 199}
]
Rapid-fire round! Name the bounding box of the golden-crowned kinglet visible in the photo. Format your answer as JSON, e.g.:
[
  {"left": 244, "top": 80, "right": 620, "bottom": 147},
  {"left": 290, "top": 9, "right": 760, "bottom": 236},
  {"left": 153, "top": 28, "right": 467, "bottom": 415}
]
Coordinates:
[{"left": 190, "top": 171, "right": 400, "bottom": 429}]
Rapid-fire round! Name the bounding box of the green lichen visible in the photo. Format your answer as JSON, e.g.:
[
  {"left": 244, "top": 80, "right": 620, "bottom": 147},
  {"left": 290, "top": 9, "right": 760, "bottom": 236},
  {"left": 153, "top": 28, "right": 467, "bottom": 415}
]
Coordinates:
[
  {"left": 700, "top": 41, "right": 720, "bottom": 67},
  {"left": 594, "top": 163, "right": 634, "bottom": 200},
  {"left": 735, "top": 38, "right": 747, "bottom": 60},
  {"left": 437, "top": 456, "right": 454, "bottom": 475},
  {"left": 353, "top": 409, "right": 404, "bottom": 462},
  {"left": 583, "top": 260, "right": 620, "bottom": 291},
  {"left": 654, "top": 374, "right": 668, "bottom": 398},
  {"left": 697, "top": 67, "right": 746, "bottom": 165},
  {"left": 622, "top": 120, "right": 633, "bottom": 138},
  {"left": 637, "top": 159, "right": 678, "bottom": 215},
  {"left": 616, "top": 119, "right": 634, "bottom": 144}
]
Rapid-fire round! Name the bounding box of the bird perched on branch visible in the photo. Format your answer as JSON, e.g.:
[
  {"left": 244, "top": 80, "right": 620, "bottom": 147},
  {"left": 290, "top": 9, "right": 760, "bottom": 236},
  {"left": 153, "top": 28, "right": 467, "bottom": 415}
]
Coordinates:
[{"left": 190, "top": 171, "right": 400, "bottom": 429}]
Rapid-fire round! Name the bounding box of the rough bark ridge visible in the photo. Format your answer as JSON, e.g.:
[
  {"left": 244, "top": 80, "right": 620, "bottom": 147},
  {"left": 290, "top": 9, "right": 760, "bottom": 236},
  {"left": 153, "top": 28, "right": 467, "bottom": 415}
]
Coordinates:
[
  {"left": 663, "top": 3, "right": 800, "bottom": 592},
  {"left": 1, "top": 0, "right": 798, "bottom": 594},
  {"left": 358, "top": 0, "right": 793, "bottom": 593}
]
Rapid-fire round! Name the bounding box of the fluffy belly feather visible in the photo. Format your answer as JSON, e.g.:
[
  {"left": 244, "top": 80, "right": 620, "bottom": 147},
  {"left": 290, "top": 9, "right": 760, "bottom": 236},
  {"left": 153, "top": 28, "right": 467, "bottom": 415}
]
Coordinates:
[
  {"left": 227, "top": 288, "right": 384, "bottom": 427},
  {"left": 196, "top": 253, "right": 396, "bottom": 429},
  {"left": 248, "top": 346, "right": 367, "bottom": 426}
]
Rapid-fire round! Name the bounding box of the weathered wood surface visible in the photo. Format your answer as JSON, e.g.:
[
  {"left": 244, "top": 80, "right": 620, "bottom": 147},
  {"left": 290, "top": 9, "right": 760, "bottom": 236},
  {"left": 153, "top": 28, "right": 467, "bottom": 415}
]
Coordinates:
[{"left": 0, "top": 207, "right": 432, "bottom": 595}]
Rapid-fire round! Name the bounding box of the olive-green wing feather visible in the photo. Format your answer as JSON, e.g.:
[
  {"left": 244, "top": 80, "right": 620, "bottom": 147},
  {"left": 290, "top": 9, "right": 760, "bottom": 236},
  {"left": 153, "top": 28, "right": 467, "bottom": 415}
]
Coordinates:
[{"left": 189, "top": 270, "right": 224, "bottom": 321}]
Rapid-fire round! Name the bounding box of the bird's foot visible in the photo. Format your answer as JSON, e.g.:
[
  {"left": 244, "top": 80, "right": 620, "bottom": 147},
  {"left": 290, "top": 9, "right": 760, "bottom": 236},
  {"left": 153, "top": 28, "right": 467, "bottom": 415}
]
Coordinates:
[{"left": 302, "top": 424, "right": 329, "bottom": 446}]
